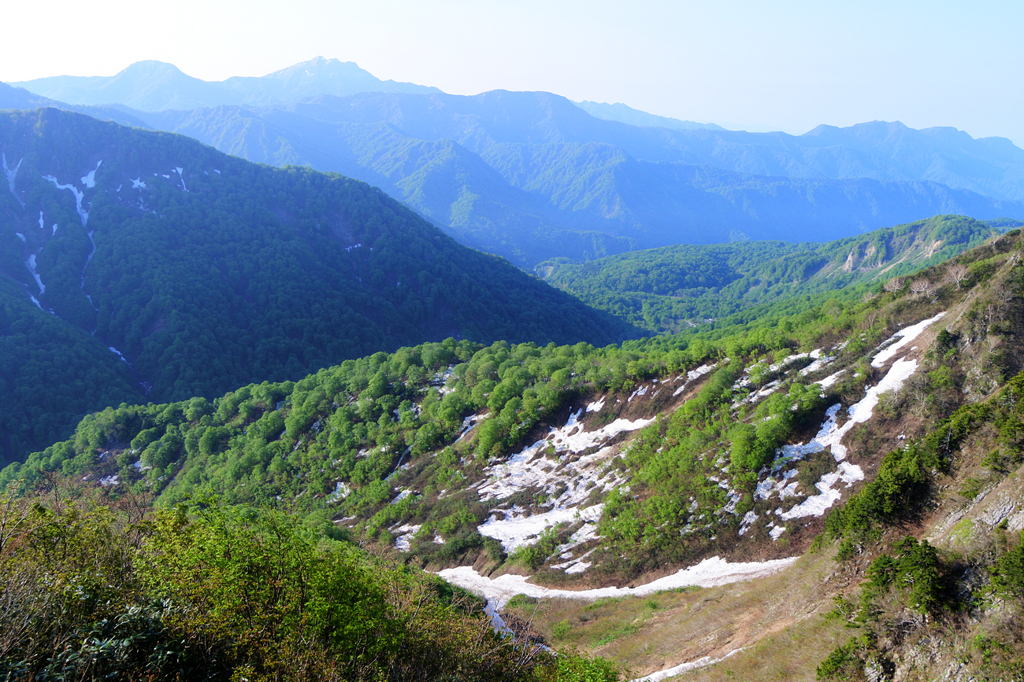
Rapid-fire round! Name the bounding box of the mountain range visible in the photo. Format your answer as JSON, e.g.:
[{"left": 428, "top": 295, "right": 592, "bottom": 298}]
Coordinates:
[
  {"left": 10, "top": 57, "right": 441, "bottom": 111},
  {"left": 0, "top": 107, "right": 638, "bottom": 465},
  {"left": 7, "top": 59, "right": 1024, "bottom": 267}
]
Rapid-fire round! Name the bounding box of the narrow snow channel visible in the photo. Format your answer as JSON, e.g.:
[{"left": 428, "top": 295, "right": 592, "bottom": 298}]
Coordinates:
[
  {"left": 172, "top": 167, "right": 187, "bottom": 192},
  {"left": 631, "top": 648, "right": 745, "bottom": 682},
  {"left": 26, "top": 253, "right": 44, "bottom": 294},
  {"left": 2, "top": 153, "right": 24, "bottom": 207},
  {"left": 673, "top": 363, "right": 716, "bottom": 397},
  {"left": 438, "top": 555, "right": 797, "bottom": 610},
  {"left": 43, "top": 175, "right": 89, "bottom": 226}
]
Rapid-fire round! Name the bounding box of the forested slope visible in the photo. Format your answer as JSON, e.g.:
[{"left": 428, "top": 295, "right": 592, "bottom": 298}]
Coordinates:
[
  {"left": 539, "top": 215, "right": 1008, "bottom": 332},
  {"left": 0, "top": 108, "right": 640, "bottom": 465},
  {"left": 6, "top": 229, "right": 1024, "bottom": 679}
]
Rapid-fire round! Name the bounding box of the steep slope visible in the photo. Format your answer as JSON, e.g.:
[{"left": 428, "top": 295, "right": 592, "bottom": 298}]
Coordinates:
[
  {"left": 0, "top": 107, "right": 640, "bottom": 464},
  {"left": 11, "top": 57, "right": 440, "bottom": 112},
  {"left": 9, "top": 229, "right": 1024, "bottom": 678},
  {"left": 538, "top": 215, "right": 1006, "bottom": 332}
]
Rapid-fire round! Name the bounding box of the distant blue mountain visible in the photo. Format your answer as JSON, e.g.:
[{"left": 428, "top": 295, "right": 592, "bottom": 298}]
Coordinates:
[
  {"left": 11, "top": 57, "right": 440, "bottom": 112},
  {"left": 574, "top": 100, "right": 724, "bottom": 131},
  {"left": 130, "top": 90, "right": 1024, "bottom": 266},
  {"left": 9, "top": 61, "right": 1024, "bottom": 266}
]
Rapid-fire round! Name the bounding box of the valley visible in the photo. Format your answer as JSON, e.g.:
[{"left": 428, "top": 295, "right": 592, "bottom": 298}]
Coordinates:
[{"left": 3, "top": 55, "right": 1024, "bottom": 682}]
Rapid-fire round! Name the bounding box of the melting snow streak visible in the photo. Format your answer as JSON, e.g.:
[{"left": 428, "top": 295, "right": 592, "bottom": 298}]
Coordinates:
[
  {"left": 2, "top": 153, "right": 24, "bottom": 207},
  {"left": 43, "top": 175, "right": 89, "bottom": 225},
  {"left": 80, "top": 160, "right": 101, "bottom": 188}
]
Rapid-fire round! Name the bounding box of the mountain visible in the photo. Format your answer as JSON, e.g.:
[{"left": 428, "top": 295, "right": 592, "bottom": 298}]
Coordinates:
[
  {"left": 0, "top": 81, "right": 152, "bottom": 129},
  {"left": 0, "top": 107, "right": 641, "bottom": 465},
  {"left": 574, "top": 100, "right": 725, "bottom": 131},
  {"left": 132, "top": 91, "right": 1024, "bottom": 267},
  {"left": 11, "top": 57, "right": 441, "bottom": 112},
  {"left": 537, "top": 214, "right": 1005, "bottom": 332},
  {"left": 8, "top": 227, "right": 1024, "bottom": 679},
  {"left": 13, "top": 61, "right": 1024, "bottom": 268}
]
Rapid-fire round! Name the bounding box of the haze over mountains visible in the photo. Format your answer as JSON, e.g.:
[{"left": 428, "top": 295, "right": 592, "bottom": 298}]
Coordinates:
[
  {"left": 7, "top": 58, "right": 1024, "bottom": 267},
  {"left": 11, "top": 57, "right": 441, "bottom": 111},
  {"left": 0, "top": 107, "right": 637, "bottom": 464}
]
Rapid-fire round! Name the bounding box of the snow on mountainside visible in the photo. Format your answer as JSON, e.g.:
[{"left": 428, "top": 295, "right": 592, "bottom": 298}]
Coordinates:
[{"left": 10, "top": 226, "right": 1024, "bottom": 679}]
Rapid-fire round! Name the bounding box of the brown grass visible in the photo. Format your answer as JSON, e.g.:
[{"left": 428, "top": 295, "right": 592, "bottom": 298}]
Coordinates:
[{"left": 505, "top": 547, "right": 864, "bottom": 680}]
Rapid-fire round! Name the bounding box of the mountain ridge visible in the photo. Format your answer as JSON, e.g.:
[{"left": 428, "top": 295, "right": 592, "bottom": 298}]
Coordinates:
[
  {"left": 11, "top": 57, "right": 441, "bottom": 112},
  {"left": 0, "top": 107, "right": 641, "bottom": 464}
]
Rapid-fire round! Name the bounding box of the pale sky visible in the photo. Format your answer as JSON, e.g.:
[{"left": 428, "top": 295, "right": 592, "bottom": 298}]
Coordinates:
[{"left": 4, "top": 0, "right": 1023, "bottom": 145}]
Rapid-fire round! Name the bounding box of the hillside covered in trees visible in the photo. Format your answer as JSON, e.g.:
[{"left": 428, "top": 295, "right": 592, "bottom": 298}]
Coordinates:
[
  {"left": 5, "top": 228, "right": 1024, "bottom": 679},
  {"left": 538, "top": 215, "right": 1011, "bottom": 332},
  {"left": 0, "top": 108, "right": 641, "bottom": 465}
]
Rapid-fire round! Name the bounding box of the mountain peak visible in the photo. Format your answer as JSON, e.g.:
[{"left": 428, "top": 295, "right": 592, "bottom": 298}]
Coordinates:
[{"left": 115, "top": 60, "right": 189, "bottom": 77}]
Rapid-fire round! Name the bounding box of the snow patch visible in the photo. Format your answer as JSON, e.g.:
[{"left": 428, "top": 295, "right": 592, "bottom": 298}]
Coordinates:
[
  {"left": 454, "top": 412, "right": 487, "bottom": 442},
  {"left": 172, "top": 167, "right": 187, "bottom": 191},
  {"left": 777, "top": 354, "right": 923, "bottom": 467},
  {"left": 816, "top": 370, "right": 844, "bottom": 390},
  {"left": 738, "top": 510, "right": 758, "bottom": 536},
  {"left": 15, "top": 233, "right": 25, "bottom": 242},
  {"left": 26, "top": 253, "right": 44, "bottom": 294},
  {"left": 673, "top": 363, "right": 716, "bottom": 397},
  {"left": 131, "top": 177, "right": 147, "bottom": 190},
  {"left": 586, "top": 397, "right": 606, "bottom": 413},
  {"left": 871, "top": 312, "right": 946, "bottom": 368},
  {"left": 2, "top": 153, "right": 24, "bottom": 207},
  {"left": 438, "top": 555, "right": 797, "bottom": 610},
  {"left": 328, "top": 481, "right": 351, "bottom": 502},
  {"left": 80, "top": 160, "right": 101, "bottom": 188},
  {"left": 478, "top": 505, "right": 603, "bottom": 554},
  {"left": 780, "top": 462, "right": 864, "bottom": 520},
  {"left": 549, "top": 410, "right": 655, "bottom": 455},
  {"left": 631, "top": 648, "right": 745, "bottom": 682},
  {"left": 391, "top": 489, "right": 413, "bottom": 504},
  {"left": 108, "top": 346, "right": 128, "bottom": 363},
  {"left": 799, "top": 349, "right": 835, "bottom": 376},
  {"left": 393, "top": 523, "right": 420, "bottom": 552},
  {"left": 43, "top": 175, "right": 89, "bottom": 225}
]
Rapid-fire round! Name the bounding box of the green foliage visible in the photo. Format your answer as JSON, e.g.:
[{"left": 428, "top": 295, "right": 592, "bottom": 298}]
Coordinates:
[
  {"left": 0, "top": 108, "right": 643, "bottom": 465},
  {"left": 991, "top": 532, "right": 1024, "bottom": 603},
  {"left": 510, "top": 525, "right": 564, "bottom": 570},
  {"left": 537, "top": 647, "right": 624, "bottom": 682},
  {"left": 859, "top": 537, "right": 945, "bottom": 617},
  {"left": 0, "top": 492, "right": 550, "bottom": 682},
  {"left": 541, "top": 215, "right": 997, "bottom": 333},
  {"left": 816, "top": 635, "right": 872, "bottom": 680}
]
